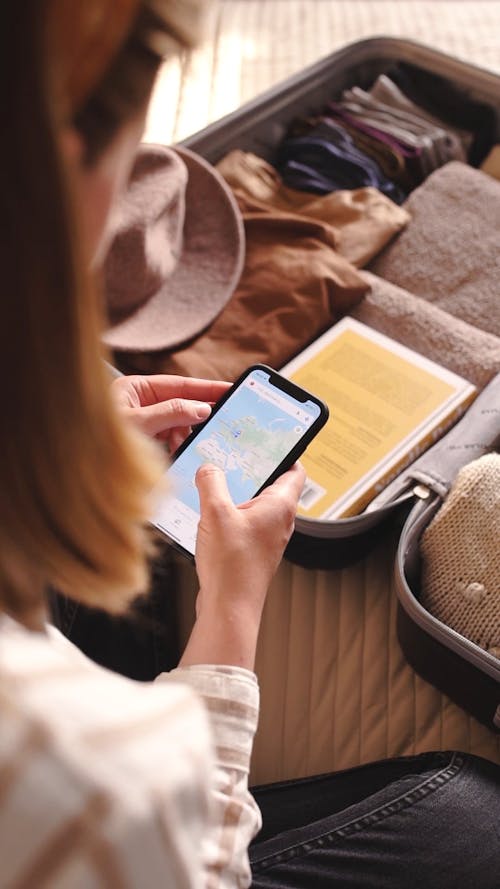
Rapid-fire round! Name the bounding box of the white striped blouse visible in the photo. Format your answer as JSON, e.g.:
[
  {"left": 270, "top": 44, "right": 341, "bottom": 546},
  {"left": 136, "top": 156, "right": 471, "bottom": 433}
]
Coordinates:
[{"left": 0, "top": 614, "right": 261, "bottom": 888}]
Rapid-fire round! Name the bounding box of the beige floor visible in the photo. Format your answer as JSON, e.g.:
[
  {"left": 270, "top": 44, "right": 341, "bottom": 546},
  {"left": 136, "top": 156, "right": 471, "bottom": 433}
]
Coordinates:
[{"left": 145, "top": 0, "right": 500, "bottom": 146}]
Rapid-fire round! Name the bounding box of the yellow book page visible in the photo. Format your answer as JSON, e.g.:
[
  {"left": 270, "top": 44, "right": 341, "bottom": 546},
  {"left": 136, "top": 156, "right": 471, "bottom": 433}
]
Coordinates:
[{"left": 290, "top": 327, "right": 459, "bottom": 519}]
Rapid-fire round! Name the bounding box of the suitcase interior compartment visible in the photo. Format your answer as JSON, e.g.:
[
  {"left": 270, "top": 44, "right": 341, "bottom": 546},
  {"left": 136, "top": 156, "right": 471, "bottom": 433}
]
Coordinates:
[
  {"left": 182, "top": 36, "right": 500, "bottom": 568},
  {"left": 182, "top": 36, "right": 500, "bottom": 166},
  {"left": 285, "top": 497, "right": 410, "bottom": 569},
  {"left": 396, "top": 497, "right": 500, "bottom": 732}
]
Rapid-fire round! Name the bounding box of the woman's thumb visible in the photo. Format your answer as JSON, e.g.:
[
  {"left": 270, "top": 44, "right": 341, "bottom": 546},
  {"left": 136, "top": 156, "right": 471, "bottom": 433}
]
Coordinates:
[
  {"left": 133, "top": 399, "right": 211, "bottom": 437},
  {"left": 195, "top": 463, "right": 232, "bottom": 515}
]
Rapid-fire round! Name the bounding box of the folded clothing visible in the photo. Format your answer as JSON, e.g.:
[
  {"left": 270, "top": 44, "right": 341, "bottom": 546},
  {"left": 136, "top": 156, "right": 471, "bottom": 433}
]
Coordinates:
[
  {"left": 370, "top": 161, "right": 500, "bottom": 338},
  {"left": 368, "top": 74, "right": 470, "bottom": 161},
  {"left": 216, "top": 150, "right": 409, "bottom": 267},
  {"left": 118, "top": 191, "right": 369, "bottom": 380},
  {"left": 340, "top": 86, "right": 461, "bottom": 179},
  {"left": 118, "top": 153, "right": 410, "bottom": 380},
  {"left": 387, "top": 62, "right": 499, "bottom": 167},
  {"left": 320, "top": 105, "right": 413, "bottom": 188},
  {"left": 275, "top": 119, "right": 406, "bottom": 204},
  {"left": 354, "top": 272, "right": 500, "bottom": 391}
]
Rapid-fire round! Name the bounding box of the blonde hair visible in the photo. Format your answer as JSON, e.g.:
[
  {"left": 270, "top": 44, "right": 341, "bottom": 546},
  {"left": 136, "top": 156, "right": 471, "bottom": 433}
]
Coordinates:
[{"left": 0, "top": 1, "right": 203, "bottom": 626}]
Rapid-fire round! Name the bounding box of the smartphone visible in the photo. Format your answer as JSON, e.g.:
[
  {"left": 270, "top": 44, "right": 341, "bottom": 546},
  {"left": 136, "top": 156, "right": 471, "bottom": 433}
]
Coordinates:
[{"left": 151, "top": 364, "right": 329, "bottom": 559}]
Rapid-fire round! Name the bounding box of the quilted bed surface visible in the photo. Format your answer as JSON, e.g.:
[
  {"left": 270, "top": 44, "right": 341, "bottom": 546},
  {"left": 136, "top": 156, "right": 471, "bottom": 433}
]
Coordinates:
[{"left": 174, "top": 528, "right": 500, "bottom": 786}]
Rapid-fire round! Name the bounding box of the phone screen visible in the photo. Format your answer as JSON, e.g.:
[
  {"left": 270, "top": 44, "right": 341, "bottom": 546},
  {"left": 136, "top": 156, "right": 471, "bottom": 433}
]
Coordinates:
[{"left": 152, "top": 366, "right": 326, "bottom": 557}]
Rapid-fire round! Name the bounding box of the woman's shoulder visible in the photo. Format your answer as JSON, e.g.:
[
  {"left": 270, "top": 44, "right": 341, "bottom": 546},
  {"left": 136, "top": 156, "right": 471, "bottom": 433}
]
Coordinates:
[
  {"left": 0, "top": 614, "right": 213, "bottom": 884},
  {"left": 0, "top": 613, "right": 213, "bottom": 796}
]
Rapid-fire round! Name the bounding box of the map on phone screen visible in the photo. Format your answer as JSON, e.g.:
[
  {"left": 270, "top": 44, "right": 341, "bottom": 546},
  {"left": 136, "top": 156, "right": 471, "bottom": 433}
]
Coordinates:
[{"left": 153, "top": 367, "right": 322, "bottom": 555}]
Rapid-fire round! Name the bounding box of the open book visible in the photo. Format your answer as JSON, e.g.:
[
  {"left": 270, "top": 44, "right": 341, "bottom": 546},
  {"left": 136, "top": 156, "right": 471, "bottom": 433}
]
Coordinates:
[{"left": 281, "top": 317, "right": 477, "bottom": 519}]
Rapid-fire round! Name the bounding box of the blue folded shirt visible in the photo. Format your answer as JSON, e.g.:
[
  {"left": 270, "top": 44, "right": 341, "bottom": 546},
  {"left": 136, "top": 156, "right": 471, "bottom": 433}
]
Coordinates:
[{"left": 276, "top": 120, "right": 406, "bottom": 204}]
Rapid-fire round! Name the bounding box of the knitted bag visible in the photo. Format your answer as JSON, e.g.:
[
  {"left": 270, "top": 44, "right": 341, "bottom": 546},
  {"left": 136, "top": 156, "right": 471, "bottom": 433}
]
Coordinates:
[{"left": 420, "top": 453, "right": 500, "bottom": 659}]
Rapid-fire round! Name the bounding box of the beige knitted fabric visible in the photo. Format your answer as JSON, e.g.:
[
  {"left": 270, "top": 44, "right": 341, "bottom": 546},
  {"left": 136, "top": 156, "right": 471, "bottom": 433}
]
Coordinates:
[{"left": 420, "top": 454, "right": 500, "bottom": 659}]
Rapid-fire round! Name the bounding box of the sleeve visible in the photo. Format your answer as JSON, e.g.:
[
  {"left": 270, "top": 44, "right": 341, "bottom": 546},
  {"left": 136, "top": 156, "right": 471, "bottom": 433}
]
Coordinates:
[
  {"left": 162, "top": 664, "right": 262, "bottom": 888},
  {"left": 47, "top": 622, "right": 261, "bottom": 886},
  {"left": 1, "top": 619, "right": 256, "bottom": 889}
]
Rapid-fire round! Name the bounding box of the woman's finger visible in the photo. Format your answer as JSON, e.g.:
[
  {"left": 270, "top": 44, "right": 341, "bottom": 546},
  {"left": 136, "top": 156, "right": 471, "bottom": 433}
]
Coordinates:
[
  {"left": 128, "top": 398, "right": 211, "bottom": 437},
  {"left": 142, "top": 375, "right": 231, "bottom": 406},
  {"left": 195, "top": 463, "right": 233, "bottom": 517},
  {"left": 168, "top": 427, "right": 191, "bottom": 454}
]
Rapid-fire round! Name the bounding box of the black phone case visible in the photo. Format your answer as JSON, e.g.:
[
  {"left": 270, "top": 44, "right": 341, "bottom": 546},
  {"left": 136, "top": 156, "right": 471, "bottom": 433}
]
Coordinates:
[{"left": 154, "top": 363, "right": 328, "bottom": 559}]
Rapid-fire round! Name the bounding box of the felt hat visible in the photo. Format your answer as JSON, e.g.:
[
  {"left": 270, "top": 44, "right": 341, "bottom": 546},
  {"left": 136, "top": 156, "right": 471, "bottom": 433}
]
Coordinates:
[{"left": 102, "top": 143, "right": 245, "bottom": 352}]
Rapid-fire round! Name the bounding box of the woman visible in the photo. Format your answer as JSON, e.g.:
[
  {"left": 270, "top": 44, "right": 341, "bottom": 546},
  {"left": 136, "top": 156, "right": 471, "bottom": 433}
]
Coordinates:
[{"left": 0, "top": 2, "right": 498, "bottom": 887}]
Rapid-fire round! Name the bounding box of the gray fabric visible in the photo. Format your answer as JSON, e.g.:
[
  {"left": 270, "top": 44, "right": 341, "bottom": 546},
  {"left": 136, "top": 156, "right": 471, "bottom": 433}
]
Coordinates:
[
  {"left": 370, "top": 161, "right": 500, "bottom": 338},
  {"left": 354, "top": 272, "right": 500, "bottom": 391},
  {"left": 369, "top": 74, "right": 470, "bottom": 158}
]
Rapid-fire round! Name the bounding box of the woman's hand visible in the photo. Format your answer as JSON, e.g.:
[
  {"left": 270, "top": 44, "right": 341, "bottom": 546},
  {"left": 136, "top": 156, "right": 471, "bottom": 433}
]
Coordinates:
[
  {"left": 111, "top": 374, "right": 230, "bottom": 453},
  {"left": 180, "top": 462, "right": 306, "bottom": 670}
]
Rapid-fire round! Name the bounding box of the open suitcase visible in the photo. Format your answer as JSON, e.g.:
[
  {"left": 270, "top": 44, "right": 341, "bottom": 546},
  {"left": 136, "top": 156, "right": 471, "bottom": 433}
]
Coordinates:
[
  {"left": 94, "top": 36, "right": 500, "bottom": 782},
  {"left": 169, "top": 37, "right": 500, "bottom": 744}
]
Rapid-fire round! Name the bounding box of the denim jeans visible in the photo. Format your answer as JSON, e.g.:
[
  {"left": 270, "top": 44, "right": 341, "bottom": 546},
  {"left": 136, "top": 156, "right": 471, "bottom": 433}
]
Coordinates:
[{"left": 250, "top": 751, "right": 500, "bottom": 888}]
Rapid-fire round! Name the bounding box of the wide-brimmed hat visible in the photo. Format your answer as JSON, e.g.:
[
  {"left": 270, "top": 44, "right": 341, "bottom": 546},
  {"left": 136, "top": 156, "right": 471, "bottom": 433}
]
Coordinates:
[{"left": 102, "top": 143, "right": 245, "bottom": 352}]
